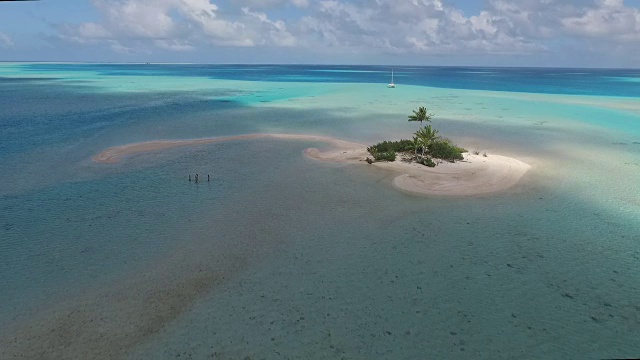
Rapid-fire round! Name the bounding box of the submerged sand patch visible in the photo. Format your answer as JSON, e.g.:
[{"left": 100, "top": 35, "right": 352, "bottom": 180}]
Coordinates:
[{"left": 94, "top": 134, "right": 531, "bottom": 196}]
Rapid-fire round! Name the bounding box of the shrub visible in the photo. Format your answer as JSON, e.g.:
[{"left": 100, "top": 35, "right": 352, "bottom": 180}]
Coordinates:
[
  {"left": 428, "top": 138, "right": 465, "bottom": 162},
  {"left": 417, "top": 156, "right": 436, "bottom": 167},
  {"left": 370, "top": 150, "right": 396, "bottom": 162},
  {"left": 367, "top": 139, "right": 414, "bottom": 154}
]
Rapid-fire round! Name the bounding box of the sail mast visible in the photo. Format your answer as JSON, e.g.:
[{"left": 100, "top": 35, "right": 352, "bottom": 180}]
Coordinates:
[{"left": 388, "top": 68, "right": 396, "bottom": 88}]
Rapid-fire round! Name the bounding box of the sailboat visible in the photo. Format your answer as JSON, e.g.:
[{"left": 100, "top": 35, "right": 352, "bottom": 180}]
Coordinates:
[{"left": 387, "top": 69, "right": 396, "bottom": 88}]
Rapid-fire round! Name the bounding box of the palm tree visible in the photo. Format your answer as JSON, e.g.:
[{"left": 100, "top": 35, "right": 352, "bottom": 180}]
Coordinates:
[
  {"left": 411, "top": 136, "right": 420, "bottom": 156},
  {"left": 414, "top": 125, "right": 439, "bottom": 157},
  {"left": 408, "top": 106, "right": 433, "bottom": 125}
]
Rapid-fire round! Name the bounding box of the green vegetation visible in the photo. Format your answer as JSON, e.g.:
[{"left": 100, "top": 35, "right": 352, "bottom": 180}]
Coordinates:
[
  {"left": 367, "top": 140, "right": 414, "bottom": 154},
  {"left": 413, "top": 125, "right": 439, "bottom": 157},
  {"left": 417, "top": 156, "right": 436, "bottom": 167},
  {"left": 428, "top": 138, "right": 466, "bottom": 162},
  {"left": 368, "top": 149, "right": 397, "bottom": 162},
  {"left": 407, "top": 106, "right": 433, "bottom": 124},
  {"left": 367, "top": 107, "right": 466, "bottom": 167}
]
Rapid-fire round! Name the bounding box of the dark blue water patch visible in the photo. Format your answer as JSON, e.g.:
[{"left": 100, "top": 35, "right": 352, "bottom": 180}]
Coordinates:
[
  {"left": 0, "top": 77, "right": 63, "bottom": 84},
  {"left": 0, "top": 79, "right": 245, "bottom": 157},
  {"left": 17, "top": 63, "right": 640, "bottom": 97}
]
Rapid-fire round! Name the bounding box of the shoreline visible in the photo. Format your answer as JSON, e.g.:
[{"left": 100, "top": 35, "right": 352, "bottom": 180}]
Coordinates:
[{"left": 93, "top": 134, "right": 531, "bottom": 196}]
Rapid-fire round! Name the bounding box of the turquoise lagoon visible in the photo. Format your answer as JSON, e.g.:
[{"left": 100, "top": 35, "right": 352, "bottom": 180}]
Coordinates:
[{"left": 0, "top": 63, "right": 639, "bottom": 359}]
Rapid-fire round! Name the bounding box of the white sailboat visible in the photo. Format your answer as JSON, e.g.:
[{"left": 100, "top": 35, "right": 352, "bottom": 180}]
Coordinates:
[{"left": 387, "top": 69, "right": 396, "bottom": 88}]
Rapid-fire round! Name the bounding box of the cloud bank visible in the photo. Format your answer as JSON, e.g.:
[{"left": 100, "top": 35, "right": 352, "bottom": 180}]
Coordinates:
[
  {"left": 0, "top": 31, "right": 13, "bottom": 48},
  {"left": 40, "top": 0, "right": 640, "bottom": 65}
]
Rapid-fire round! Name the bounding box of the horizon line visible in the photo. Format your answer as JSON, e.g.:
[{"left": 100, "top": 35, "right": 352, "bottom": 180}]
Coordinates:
[{"left": 1, "top": 61, "right": 639, "bottom": 71}]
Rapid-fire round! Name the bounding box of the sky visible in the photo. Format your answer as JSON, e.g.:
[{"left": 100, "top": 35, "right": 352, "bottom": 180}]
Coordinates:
[{"left": 1, "top": 0, "right": 640, "bottom": 67}]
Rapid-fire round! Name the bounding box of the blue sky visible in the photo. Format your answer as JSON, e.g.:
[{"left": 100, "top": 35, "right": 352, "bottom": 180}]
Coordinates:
[{"left": 1, "top": 0, "right": 640, "bottom": 67}]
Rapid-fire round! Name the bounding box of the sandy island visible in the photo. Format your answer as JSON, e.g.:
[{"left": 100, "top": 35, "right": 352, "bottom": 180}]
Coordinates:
[{"left": 93, "top": 134, "right": 531, "bottom": 196}]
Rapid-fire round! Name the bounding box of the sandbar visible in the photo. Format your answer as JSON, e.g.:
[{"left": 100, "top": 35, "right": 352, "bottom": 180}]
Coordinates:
[{"left": 93, "top": 134, "right": 530, "bottom": 196}]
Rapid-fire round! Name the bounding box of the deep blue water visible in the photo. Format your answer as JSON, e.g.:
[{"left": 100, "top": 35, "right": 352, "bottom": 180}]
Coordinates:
[
  {"left": 15, "top": 63, "right": 640, "bottom": 97},
  {"left": 0, "top": 78, "right": 241, "bottom": 157}
]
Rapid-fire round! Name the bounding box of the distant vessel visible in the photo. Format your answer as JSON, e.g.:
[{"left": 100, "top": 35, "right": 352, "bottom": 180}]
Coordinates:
[{"left": 388, "top": 69, "right": 396, "bottom": 88}]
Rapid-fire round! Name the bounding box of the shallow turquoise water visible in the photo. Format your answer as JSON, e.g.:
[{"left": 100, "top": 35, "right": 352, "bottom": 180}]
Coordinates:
[{"left": 0, "top": 64, "right": 639, "bottom": 359}]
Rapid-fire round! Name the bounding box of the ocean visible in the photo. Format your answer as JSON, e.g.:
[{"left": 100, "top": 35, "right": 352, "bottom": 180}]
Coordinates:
[{"left": 0, "top": 63, "right": 639, "bottom": 359}]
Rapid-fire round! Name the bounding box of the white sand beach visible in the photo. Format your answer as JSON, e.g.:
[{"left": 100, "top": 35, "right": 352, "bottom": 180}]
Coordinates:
[{"left": 94, "top": 134, "right": 531, "bottom": 196}]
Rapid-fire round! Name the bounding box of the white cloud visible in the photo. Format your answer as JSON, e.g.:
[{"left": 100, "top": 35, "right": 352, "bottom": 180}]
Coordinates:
[
  {"left": 485, "top": 0, "right": 640, "bottom": 43},
  {"left": 0, "top": 32, "right": 14, "bottom": 48},
  {"left": 95, "top": 0, "right": 177, "bottom": 38},
  {"left": 109, "top": 40, "right": 133, "bottom": 54},
  {"left": 291, "top": 0, "right": 309, "bottom": 8},
  {"left": 562, "top": 0, "right": 640, "bottom": 41},
  {"left": 58, "top": 0, "right": 295, "bottom": 51},
  {"left": 50, "top": 0, "right": 640, "bottom": 64},
  {"left": 294, "top": 0, "right": 543, "bottom": 55},
  {"left": 242, "top": 7, "right": 296, "bottom": 46},
  {"left": 231, "top": 0, "right": 309, "bottom": 9},
  {"left": 154, "top": 39, "right": 194, "bottom": 51}
]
